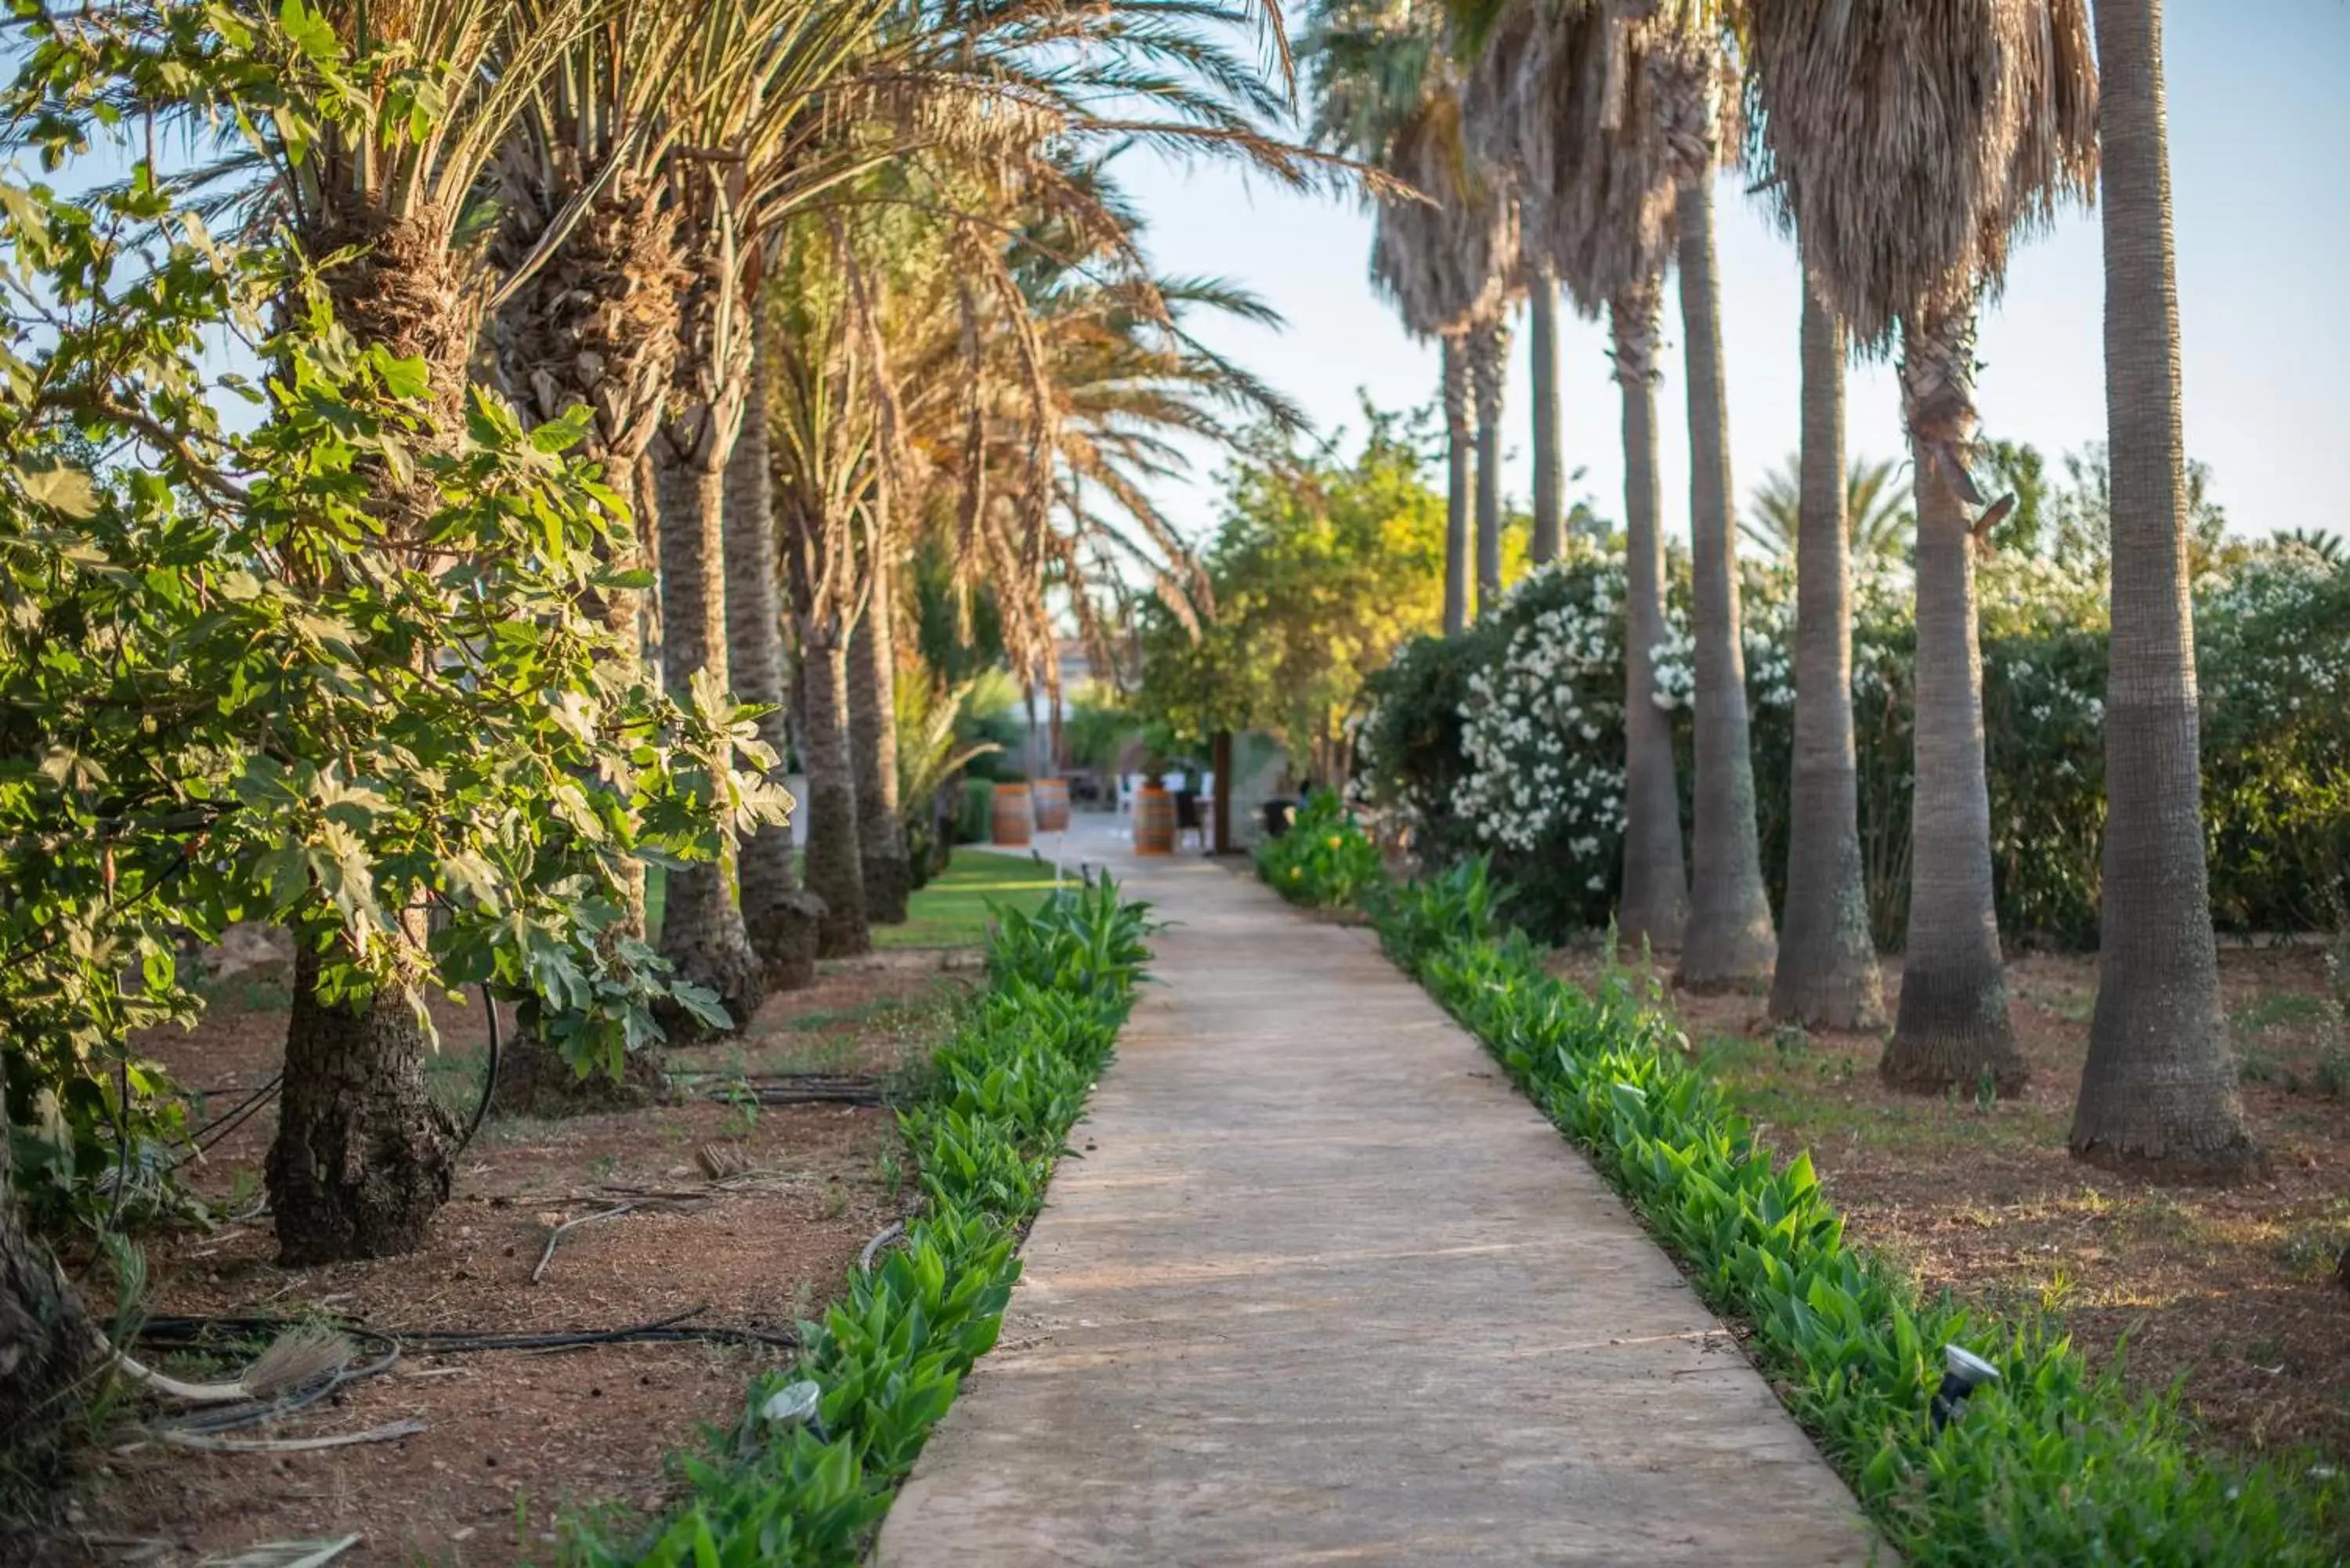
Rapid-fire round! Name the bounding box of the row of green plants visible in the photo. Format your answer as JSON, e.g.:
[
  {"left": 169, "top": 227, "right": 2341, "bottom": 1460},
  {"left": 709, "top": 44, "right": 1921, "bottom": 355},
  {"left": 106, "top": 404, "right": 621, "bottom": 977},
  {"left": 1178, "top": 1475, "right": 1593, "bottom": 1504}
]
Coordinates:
[
  {"left": 1254, "top": 789, "right": 1385, "bottom": 909},
  {"left": 567, "top": 879, "right": 1152, "bottom": 1566},
  {"left": 1372, "top": 859, "right": 2345, "bottom": 1564},
  {"left": 1360, "top": 544, "right": 2350, "bottom": 946}
]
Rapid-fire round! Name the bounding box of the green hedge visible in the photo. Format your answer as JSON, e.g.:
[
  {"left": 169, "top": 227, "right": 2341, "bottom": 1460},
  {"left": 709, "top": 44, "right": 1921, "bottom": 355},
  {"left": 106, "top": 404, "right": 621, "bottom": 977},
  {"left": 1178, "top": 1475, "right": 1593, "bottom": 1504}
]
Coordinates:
[
  {"left": 569, "top": 878, "right": 1151, "bottom": 1566},
  {"left": 1375, "top": 859, "right": 2346, "bottom": 1565}
]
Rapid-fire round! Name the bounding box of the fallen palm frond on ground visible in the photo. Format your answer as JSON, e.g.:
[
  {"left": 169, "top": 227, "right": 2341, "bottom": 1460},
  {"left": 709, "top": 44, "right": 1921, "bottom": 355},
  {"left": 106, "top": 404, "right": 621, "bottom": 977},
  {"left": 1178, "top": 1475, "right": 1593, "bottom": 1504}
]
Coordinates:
[{"left": 565, "top": 877, "right": 1152, "bottom": 1565}]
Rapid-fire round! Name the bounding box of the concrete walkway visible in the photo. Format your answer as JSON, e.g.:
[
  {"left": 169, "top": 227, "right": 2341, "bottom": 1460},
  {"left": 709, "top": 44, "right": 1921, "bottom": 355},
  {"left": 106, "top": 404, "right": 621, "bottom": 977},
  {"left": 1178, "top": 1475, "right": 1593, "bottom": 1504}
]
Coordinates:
[{"left": 875, "top": 844, "right": 1888, "bottom": 1566}]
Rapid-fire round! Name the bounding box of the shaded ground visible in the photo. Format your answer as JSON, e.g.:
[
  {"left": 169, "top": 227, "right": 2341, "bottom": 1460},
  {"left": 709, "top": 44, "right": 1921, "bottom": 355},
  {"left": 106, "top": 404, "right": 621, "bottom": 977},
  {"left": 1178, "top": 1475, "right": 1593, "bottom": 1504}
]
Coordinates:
[
  {"left": 66, "top": 851, "right": 1058, "bottom": 1566},
  {"left": 1545, "top": 940, "right": 2350, "bottom": 1464}
]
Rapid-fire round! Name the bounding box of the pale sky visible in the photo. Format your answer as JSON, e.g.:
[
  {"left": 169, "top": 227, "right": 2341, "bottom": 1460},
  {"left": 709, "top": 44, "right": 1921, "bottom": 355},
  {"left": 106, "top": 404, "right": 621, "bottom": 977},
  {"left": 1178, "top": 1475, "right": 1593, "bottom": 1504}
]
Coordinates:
[{"left": 1115, "top": 4, "right": 2350, "bottom": 547}]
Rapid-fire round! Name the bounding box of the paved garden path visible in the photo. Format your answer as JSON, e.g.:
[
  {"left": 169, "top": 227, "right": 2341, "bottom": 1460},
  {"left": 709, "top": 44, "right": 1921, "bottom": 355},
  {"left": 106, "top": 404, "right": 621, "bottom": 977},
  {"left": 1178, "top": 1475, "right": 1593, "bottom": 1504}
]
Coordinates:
[{"left": 875, "top": 845, "right": 1889, "bottom": 1566}]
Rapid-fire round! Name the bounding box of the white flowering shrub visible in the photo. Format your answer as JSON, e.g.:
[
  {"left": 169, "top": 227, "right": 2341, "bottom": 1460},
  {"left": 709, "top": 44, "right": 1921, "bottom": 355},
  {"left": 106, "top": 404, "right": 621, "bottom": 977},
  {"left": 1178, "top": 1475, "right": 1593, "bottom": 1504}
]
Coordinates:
[{"left": 1363, "top": 536, "right": 2350, "bottom": 947}]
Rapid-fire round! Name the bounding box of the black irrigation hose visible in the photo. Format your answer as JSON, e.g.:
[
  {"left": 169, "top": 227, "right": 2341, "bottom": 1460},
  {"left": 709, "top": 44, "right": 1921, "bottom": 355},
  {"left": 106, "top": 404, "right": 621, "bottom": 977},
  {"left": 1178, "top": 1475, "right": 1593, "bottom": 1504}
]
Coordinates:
[
  {"left": 136, "top": 1305, "right": 798, "bottom": 1365},
  {"left": 452, "top": 983, "right": 501, "bottom": 1157}
]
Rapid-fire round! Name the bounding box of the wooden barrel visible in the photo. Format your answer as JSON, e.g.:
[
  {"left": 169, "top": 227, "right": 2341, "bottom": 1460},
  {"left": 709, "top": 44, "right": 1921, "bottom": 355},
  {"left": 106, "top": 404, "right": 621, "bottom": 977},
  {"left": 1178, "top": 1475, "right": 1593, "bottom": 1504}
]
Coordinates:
[
  {"left": 1133, "top": 784, "right": 1176, "bottom": 855},
  {"left": 1032, "top": 778, "right": 1071, "bottom": 833},
  {"left": 990, "top": 782, "right": 1033, "bottom": 847}
]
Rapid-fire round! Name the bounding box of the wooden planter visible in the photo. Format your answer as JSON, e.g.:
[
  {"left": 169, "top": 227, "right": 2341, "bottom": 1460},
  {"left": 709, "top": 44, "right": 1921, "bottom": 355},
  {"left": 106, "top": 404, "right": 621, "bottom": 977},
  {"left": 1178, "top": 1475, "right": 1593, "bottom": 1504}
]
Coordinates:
[
  {"left": 1133, "top": 784, "right": 1176, "bottom": 855},
  {"left": 1032, "top": 777, "right": 1071, "bottom": 833},
  {"left": 991, "top": 782, "right": 1033, "bottom": 847}
]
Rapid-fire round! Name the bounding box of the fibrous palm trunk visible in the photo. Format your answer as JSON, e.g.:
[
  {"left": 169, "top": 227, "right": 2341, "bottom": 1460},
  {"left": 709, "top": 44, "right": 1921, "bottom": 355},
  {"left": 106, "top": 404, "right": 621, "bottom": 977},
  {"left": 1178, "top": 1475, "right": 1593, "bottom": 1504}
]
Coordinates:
[
  {"left": 1611, "top": 282, "right": 1690, "bottom": 952},
  {"left": 1441, "top": 333, "right": 1472, "bottom": 636},
  {"left": 1881, "top": 300, "right": 2023, "bottom": 1093},
  {"left": 1770, "top": 283, "right": 1887, "bottom": 1030},
  {"left": 2070, "top": 0, "right": 2257, "bottom": 1174},
  {"left": 269, "top": 216, "right": 469, "bottom": 1261},
  {"left": 1674, "top": 175, "right": 1777, "bottom": 988},
  {"left": 793, "top": 613, "right": 871, "bottom": 956},
  {"left": 723, "top": 349, "right": 822, "bottom": 989},
  {"left": 1529, "top": 269, "right": 1564, "bottom": 565},
  {"left": 489, "top": 178, "right": 688, "bottom": 1108},
  {"left": 269, "top": 932, "right": 457, "bottom": 1263},
  {"left": 1470, "top": 316, "right": 1509, "bottom": 616},
  {"left": 848, "top": 542, "right": 909, "bottom": 924},
  {"left": 652, "top": 427, "right": 768, "bottom": 1034},
  {"left": 1, "top": 1118, "right": 99, "bottom": 1491}
]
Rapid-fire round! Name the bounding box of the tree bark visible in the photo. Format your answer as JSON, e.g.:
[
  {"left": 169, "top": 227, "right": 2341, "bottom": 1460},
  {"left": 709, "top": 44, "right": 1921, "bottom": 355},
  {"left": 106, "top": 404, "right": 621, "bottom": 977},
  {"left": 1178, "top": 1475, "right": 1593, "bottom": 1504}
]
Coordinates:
[
  {"left": 2070, "top": 0, "right": 2258, "bottom": 1175},
  {"left": 1611, "top": 282, "right": 1690, "bottom": 952},
  {"left": 723, "top": 348, "right": 822, "bottom": 990},
  {"left": 1674, "top": 175, "right": 1777, "bottom": 988},
  {"left": 269, "top": 934, "right": 456, "bottom": 1263},
  {"left": 652, "top": 435, "right": 768, "bottom": 1034},
  {"left": 1, "top": 1118, "right": 100, "bottom": 1504},
  {"left": 267, "top": 216, "right": 472, "bottom": 1248},
  {"left": 848, "top": 542, "right": 909, "bottom": 925},
  {"left": 1770, "top": 283, "right": 1887, "bottom": 1030},
  {"left": 1441, "top": 334, "right": 1471, "bottom": 636},
  {"left": 795, "top": 623, "right": 871, "bottom": 956},
  {"left": 1882, "top": 300, "right": 2024, "bottom": 1094},
  {"left": 1528, "top": 269, "right": 1564, "bottom": 566},
  {"left": 1470, "top": 316, "right": 1509, "bottom": 616}
]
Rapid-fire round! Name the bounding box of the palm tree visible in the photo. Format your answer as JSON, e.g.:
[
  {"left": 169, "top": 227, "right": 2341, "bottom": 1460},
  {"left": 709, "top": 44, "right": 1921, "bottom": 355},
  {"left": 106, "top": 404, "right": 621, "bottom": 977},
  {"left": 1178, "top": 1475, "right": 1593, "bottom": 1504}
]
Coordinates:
[
  {"left": 1311, "top": 0, "right": 1513, "bottom": 634},
  {"left": 1748, "top": 0, "right": 2098, "bottom": 1092},
  {"left": 233, "top": 0, "right": 599, "bottom": 1263},
  {"left": 1742, "top": 456, "right": 1913, "bottom": 563},
  {"left": 1527, "top": 266, "right": 1564, "bottom": 565},
  {"left": 1766, "top": 280, "right": 1889, "bottom": 1030},
  {"left": 1654, "top": 29, "right": 1775, "bottom": 988},
  {"left": 1499, "top": 0, "right": 1687, "bottom": 952},
  {"left": 849, "top": 513, "right": 910, "bottom": 925},
  {"left": 1468, "top": 313, "right": 1509, "bottom": 612},
  {"left": 724, "top": 341, "right": 826, "bottom": 988},
  {"left": 2068, "top": 0, "right": 2257, "bottom": 1175}
]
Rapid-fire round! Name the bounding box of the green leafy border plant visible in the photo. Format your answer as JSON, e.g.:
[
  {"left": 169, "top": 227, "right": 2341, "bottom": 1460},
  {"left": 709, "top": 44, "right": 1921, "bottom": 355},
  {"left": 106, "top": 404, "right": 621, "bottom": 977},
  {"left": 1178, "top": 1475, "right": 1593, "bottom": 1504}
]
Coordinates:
[
  {"left": 1254, "top": 789, "right": 1383, "bottom": 909},
  {"left": 567, "top": 877, "right": 1151, "bottom": 1566},
  {"left": 1376, "top": 860, "right": 2346, "bottom": 1566}
]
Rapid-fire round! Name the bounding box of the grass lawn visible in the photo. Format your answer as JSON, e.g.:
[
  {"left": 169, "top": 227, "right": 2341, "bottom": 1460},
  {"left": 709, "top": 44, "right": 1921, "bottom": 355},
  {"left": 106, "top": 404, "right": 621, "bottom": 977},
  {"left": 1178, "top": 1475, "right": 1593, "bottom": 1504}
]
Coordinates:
[
  {"left": 880, "top": 847, "right": 1062, "bottom": 948},
  {"left": 649, "top": 845, "right": 1061, "bottom": 949}
]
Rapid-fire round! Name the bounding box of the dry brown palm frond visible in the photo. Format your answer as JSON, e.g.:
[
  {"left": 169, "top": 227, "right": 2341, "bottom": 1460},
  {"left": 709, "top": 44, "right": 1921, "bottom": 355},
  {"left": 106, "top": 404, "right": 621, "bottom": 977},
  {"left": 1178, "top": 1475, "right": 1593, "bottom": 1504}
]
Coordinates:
[
  {"left": 1744, "top": 0, "right": 2099, "bottom": 349},
  {"left": 1368, "top": 84, "right": 1519, "bottom": 338}
]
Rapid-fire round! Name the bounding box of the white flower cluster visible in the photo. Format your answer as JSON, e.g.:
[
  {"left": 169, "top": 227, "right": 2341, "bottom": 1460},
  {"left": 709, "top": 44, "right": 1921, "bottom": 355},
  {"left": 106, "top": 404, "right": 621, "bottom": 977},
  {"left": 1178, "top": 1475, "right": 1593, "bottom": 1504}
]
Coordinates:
[{"left": 1446, "top": 560, "right": 1689, "bottom": 874}]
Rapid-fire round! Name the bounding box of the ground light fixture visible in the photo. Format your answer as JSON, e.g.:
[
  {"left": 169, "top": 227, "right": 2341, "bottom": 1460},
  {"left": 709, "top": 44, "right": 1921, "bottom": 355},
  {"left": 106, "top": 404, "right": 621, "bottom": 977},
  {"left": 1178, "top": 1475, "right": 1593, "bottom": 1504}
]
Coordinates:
[{"left": 1930, "top": 1344, "right": 2001, "bottom": 1430}]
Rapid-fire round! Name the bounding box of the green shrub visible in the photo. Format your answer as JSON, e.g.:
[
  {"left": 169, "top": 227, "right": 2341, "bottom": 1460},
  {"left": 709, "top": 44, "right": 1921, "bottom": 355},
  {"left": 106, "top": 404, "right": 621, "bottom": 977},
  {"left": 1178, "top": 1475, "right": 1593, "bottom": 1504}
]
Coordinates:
[
  {"left": 1361, "top": 545, "right": 2350, "bottom": 947},
  {"left": 956, "top": 776, "right": 995, "bottom": 845},
  {"left": 1376, "top": 860, "right": 2348, "bottom": 1565},
  {"left": 568, "top": 879, "right": 1152, "bottom": 1566},
  {"left": 1254, "top": 789, "right": 1384, "bottom": 908}
]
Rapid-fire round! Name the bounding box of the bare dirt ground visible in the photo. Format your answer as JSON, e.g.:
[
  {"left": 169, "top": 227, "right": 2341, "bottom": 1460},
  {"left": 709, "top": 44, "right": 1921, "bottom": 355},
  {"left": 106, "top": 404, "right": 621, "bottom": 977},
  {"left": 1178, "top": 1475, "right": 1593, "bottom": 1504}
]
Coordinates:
[
  {"left": 1546, "top": 940, "right": 2350, "bottom": 1466},
  {"left": 67, "top": 947, "right": 980, "bottom": 1567}
]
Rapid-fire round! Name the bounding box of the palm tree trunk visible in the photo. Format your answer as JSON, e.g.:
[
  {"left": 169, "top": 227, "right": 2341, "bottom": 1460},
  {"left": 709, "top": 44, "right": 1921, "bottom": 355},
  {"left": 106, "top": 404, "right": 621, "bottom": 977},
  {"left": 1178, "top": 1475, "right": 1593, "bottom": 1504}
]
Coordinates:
[
  {"left": 2, "top": 1116, "right": 100, "bottom": 1475},
  {"left": 2070, "top": 0, "right": 2257, "bottom": 1174},
  {"left": 652, "top": 434, "right": 768, "bottom": 1033},
  {"left": 848, "top": 542, "right": 909, "bottom": 924},
  {"left": 268, "top": 229, "right": 470, "bottom": 1258},
  {"left": 1882, "top": 300, "right": 2023, "bottom": 1094},
  {"left": 723, "top": 349, "right": 822, "bottom": 990},
  {"left": 1529, "top": 269, "right": 1564, "bottom": 565},
  {"left": 1770, "top": 282, "right": 1887, "bottom": 1030},
  {"left": 795, "top": 619, "right": 871, "bottom": 956},
  {"left": 1441, "top": 333, "right": 1471, "bottom": 636},
  {"left": 1611, "top": 282, "right": 1690, "bottom": 952},
  {"left": 269, "top": 929, "right": 456, "bottom": 1263},
  {"left": 1674, "top": 175, "right": 1777, "bottom": 988},
  {"left": 1470, "top": 316, "right": 1509, "bottom": 615}
]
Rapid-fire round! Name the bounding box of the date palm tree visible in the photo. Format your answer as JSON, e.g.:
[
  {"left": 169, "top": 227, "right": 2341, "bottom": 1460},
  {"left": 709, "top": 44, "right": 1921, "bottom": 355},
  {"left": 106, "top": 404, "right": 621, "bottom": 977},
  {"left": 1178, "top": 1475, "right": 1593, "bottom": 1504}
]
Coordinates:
[
  {"left": 1748, "top": 0, "right": 2099, "bottom": 1090},
  {"left": 2068, "top": 0, "right": 2257, "bottom": 1174}
]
